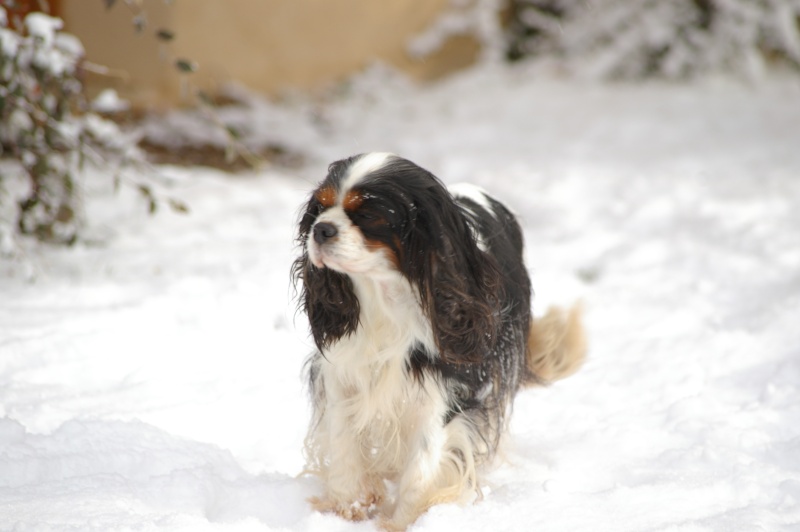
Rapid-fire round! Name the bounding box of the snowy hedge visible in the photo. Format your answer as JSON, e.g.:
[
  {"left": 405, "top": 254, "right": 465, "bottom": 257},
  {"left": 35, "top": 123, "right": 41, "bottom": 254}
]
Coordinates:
[
  {"left": 505, "top": 0, "right": 800, "bottom": 79},
  {"left": 0, "top": 8, "right": 138, "bottom": 244}
]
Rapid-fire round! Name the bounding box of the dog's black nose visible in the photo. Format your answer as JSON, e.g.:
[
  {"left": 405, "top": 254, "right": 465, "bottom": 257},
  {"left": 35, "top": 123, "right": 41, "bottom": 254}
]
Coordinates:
[{"left": 313, "top": 222, "right": 338, "bottom": 244}]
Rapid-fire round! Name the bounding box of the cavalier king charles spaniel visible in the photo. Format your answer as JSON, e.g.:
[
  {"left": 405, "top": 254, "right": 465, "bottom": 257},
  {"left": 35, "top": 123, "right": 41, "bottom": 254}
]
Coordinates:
[{"left": 293, "top": 153, "right": 586, "bottom": 529}]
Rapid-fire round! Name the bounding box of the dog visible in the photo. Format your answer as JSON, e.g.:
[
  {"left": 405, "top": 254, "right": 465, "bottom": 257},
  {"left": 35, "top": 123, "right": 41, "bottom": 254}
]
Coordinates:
[{"left": 292, "top": 153, "right": 586, "bottom": 529}]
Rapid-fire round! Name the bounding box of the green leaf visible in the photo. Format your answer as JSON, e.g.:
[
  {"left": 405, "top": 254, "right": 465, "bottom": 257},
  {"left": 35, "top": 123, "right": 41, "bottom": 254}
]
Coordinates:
[
  {"left": 138, "top": 184, "right": 157, "bottom": 214},
  {"left": 156, "top": 29, "right": 175, "bottom": 41},
  {"left": 168, "top": 198, "right": 189, "bottom": 214},
  {"left": 174, "top": 59, "right": 197, "bottom": 73}
]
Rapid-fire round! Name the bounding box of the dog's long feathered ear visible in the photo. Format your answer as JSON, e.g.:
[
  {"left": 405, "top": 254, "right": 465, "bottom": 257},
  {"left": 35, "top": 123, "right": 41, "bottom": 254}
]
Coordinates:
[
  {"left": 404, "top": 183, "right": 503, "bottom": 364},
  {"left": 292, "top": 196, "right": 360, "bottom": 351},
  {"left": 292, "top": 257, "right": 360, "bottom": 351}
]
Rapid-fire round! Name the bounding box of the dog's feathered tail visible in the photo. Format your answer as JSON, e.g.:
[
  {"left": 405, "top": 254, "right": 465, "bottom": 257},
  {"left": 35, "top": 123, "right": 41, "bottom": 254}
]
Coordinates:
[{"left": 523, "top": 304, "right": 587, "bottom": 386}]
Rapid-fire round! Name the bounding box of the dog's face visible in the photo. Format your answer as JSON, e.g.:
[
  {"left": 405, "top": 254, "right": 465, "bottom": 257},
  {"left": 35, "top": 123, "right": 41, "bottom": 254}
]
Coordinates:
[{"left": 305, "top": 153, "right": 402, "bottom": 277}]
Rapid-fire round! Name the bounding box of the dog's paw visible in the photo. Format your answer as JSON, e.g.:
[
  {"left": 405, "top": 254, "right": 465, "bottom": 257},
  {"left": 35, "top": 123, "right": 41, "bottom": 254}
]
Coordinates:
[{"left": 309, "top": 495, "right": 377, "bottom": 522}]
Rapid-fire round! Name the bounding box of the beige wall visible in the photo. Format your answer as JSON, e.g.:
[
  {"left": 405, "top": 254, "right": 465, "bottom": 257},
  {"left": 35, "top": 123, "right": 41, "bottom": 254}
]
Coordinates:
[{"left": 61, "top": 0, "right": 479, "bottom": 107}]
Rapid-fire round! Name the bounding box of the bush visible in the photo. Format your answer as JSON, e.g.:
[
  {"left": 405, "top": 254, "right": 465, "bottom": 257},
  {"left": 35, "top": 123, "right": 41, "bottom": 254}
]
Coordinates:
[
  {"left": 0, "top": 8, "right": 140, "bottom": 245},
  {"left": 506, "top": 0, "right": 800, "bottom": 79}
]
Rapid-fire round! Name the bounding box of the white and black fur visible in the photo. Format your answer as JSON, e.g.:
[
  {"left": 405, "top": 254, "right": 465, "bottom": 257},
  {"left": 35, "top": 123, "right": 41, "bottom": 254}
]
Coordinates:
[{"left": 292, "top": 153, "right": 585, "bottom": 529}]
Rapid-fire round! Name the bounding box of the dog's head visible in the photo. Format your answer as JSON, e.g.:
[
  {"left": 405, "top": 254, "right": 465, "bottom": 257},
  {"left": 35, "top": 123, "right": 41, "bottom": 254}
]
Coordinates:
[{"left": 292, "top": 153, "right": 503, "bottom": 361}]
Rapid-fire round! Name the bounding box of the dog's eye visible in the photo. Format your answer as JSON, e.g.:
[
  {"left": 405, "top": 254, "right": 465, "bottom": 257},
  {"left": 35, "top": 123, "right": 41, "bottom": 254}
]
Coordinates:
[
  {"left": 351, "top": 211, "right": 378, "bottom": 222},
  {"left": 351, "top": 211, "right": 389, "bottom": 229}
]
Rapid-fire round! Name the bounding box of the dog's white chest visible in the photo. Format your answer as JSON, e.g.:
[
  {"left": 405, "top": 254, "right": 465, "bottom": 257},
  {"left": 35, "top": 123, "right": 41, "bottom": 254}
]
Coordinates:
[{"left": 320, "top": 274, "right": 438, "bottom": 455}]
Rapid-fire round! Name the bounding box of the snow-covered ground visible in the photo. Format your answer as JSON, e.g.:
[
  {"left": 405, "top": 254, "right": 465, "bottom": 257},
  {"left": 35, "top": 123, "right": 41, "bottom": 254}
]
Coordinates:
[{"left": 2, "top": 65, "right": 800, "bottom": 531}]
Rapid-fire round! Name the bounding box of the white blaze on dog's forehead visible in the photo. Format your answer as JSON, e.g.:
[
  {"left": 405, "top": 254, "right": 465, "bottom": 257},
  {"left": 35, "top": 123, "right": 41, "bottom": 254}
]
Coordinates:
[
  {"left": 341, "top": 152, "right": 396, "bottom": 192},
  {"left": 448, "top": 183, "right": 496, "bottom": 218}
]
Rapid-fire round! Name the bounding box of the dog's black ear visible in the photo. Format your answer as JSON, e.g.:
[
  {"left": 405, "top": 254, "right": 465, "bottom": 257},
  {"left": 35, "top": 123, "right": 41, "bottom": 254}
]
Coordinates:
[
  {"left": 292, "top": 193, "right": 360, "bottom": 351},
  {"left": 402, "top": 183, "right": 503, "bottom": 364},
  {"left": 293, "top": 255, "right": 360, "bottom": 351},
  {"left": 424, "top": 241, "right": 503, "bottom": 365}
]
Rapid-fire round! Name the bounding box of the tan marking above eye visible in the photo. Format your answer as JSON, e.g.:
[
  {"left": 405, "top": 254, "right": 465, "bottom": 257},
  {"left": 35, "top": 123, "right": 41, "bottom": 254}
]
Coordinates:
[
  {"left": 343, "top": 190, "right": 365, "bottom": 212},
  {"left": 315, "top": 186, "right": 337, "bottom": 208}
]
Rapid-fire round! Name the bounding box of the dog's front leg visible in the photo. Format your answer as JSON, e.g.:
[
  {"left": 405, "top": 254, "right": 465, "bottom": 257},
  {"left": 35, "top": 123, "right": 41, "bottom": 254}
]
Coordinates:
[
  {"left": 384, "top": 389, "right": 454, "bottom": 530},
  {"left": 310, "top": 401, "right": 375, "bottom": 521}
]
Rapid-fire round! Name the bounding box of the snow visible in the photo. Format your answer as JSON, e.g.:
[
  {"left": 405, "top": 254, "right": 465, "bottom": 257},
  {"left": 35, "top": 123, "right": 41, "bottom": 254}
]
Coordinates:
[
  {"left": 91, "top": 88, "right": 131, "bottom": 113},
  {"left": 407, "top": 0, "right": 504, "bottom": 61},
  {"left": 507, "top": 0, "right": 800, "bottom": 80},
  {"left": 2, "top": 64, "right": 800, "bottom": 531},
  {"left": 22, "top": 12, "right": 82, "bottom": 77},
  {"left": 24, "top": 12, "right": 63, "bottom": 45}
]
